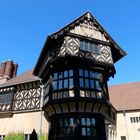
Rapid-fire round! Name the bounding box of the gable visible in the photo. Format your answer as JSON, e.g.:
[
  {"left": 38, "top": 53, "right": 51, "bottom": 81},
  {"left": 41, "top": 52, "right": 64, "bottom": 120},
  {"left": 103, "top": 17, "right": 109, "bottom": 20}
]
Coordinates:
[
  {"left": 70, "top": 18, "right": 109, "bottom": 42},
  {"left": 49, "top": 12, "right": 126, "bottom": 63}
]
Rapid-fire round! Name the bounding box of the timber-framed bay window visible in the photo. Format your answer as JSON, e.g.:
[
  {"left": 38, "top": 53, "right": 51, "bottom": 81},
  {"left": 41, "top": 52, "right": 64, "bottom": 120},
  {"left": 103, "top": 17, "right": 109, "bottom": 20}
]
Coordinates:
[
  {"left": 58, "top": 117, "right": 96, "bottom": 138},
  {"left": 79, "top": 68, "right": 103, "bottom": 99},
  {"left": 51, "top": 68, "right": 105, "bottom": 100},
  {"left": 52, "top": 69, "right": 74, "bottom": 99}
]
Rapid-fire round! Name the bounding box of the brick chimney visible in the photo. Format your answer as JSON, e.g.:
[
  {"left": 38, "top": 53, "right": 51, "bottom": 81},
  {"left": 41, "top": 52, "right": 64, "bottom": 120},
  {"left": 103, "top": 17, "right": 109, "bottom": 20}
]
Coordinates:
[
  {"left": 0, "top": 60, "right": 18, "bottom": 84},
  {"left": 0, "top": 62, "right": 6, "bottom": 77}
]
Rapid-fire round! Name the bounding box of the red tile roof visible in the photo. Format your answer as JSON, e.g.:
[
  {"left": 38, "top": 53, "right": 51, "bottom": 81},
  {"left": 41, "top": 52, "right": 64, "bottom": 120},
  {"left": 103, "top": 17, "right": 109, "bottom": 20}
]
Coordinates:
[
  {"left": 109, "top": 82, "right": 140, "bottom": 111},
  {"left": 0, "top": 69, "right": 40, "bottom": 88}
]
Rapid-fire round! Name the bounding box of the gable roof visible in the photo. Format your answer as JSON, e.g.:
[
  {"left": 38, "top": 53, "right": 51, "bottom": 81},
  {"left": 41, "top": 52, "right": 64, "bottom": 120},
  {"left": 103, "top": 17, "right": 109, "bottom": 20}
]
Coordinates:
[
  {"left": 0, "top": 69, "right": 40, "bottom": 88},
  {"left": 109, "top": 82, "right": 140, "bottom": 111},
  {"left": 34, "top": 11, "right": 126, "bottom": 76},
  {"left": 50, "top": 12, "right": 126, "bottom": 60}
]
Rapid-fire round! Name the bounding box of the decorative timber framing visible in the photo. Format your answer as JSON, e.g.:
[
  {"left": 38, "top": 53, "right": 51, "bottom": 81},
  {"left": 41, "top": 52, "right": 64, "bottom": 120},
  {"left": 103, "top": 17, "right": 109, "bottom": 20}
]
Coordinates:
[{"left": 0, "top": 80, "right": 41, "bottom": 116}]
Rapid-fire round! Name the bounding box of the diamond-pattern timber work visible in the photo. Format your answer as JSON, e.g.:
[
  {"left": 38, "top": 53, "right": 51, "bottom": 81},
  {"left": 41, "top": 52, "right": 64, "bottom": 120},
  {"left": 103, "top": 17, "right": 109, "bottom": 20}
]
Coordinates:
[
  {"left": 13, "top": 83, "right": 41, "bottom": 111},
  {"left": 50, "top": 40, "right": 66, "bottom": 58},
  {"left": 70, "top": 19, "right": 109, "bottom": 42},
  {"left": 66, "top": 36, "right": 79, "bottom": 55},
  {"left": 65, "top": 36, "right": 113, "bottom": 64},
  {"left": 0, "top": 104, "right": 11, "bottom": 112},
  {"left": 100, "top": 45, "right": 113, "bottom": 63}
]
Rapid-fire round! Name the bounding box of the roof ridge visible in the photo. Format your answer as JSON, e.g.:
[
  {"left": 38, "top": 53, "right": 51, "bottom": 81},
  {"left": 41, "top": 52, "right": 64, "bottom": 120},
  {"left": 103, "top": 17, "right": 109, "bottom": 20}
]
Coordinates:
[{"left": 0, "top": 68, "right": 40, "bottom": 88}]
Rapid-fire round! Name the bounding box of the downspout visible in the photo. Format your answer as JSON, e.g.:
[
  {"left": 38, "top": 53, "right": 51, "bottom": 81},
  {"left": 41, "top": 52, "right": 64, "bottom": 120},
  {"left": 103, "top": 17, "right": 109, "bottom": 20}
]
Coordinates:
[{"left": 123, "top": 110, "right": 129, "bottom": 140}]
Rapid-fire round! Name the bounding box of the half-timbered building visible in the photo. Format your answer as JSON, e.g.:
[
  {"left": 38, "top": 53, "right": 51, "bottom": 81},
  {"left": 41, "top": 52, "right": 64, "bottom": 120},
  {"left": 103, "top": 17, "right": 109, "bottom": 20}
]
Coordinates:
[
  {"left": 33, "top": 12, "right": 126, "bottom": 140},
  {"left": 0, "top": 61, "right": 48, "bottom": 140},
  {"left": 0, "top": 12, "right": 127, "bottom": 140}
]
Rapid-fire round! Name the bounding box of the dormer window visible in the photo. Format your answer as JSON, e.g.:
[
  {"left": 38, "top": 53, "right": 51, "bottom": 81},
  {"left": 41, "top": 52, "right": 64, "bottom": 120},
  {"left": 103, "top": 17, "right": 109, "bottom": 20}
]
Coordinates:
[{"left": 80, "top": 40, "right": 100, "bottom": 54}]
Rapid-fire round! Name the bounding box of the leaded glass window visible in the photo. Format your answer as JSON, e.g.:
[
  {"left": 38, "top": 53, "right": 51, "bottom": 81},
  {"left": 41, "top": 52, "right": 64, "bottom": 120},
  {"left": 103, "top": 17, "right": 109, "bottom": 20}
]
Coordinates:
[
  {"left": 80, "top": 40, "right": 100, "bottom": 54},
  {"left": 58, "top": 117, "right": 96, "bottom": 138},
  {"left": 52, "top": 69, "right": 74, "bottom": 99},
  {"left": 0, "top": 93, "right": 13, "bottom": 104},
  {"left": 79, "top": 68, "right": 103, "bottom": 99}
]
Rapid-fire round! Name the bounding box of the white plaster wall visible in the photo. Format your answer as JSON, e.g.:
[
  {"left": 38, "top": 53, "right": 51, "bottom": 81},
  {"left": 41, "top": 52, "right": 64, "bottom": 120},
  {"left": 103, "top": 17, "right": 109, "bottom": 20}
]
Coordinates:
[
  {"left": 117, "top": 111, "right": 140, "bottom": 140},
  {"left": 0, "top": 111, "right": 49, "bottom": 135}
]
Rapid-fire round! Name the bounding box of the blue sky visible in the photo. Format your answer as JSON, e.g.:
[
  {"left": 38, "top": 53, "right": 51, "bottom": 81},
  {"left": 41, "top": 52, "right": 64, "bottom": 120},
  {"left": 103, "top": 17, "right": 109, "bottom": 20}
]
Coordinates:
[{"left": 0, "top": 0, "right": 140, "bottom": 85}]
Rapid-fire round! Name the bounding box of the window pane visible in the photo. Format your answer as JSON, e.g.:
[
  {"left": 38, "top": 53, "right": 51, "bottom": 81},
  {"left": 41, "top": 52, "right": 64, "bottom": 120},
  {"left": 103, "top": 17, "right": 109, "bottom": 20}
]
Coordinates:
[
  {"left": 95, "top": 80, "right": 101, "bottom": 90},
  {"left": 64, "top": 118, "right": 69, "bottom": 126},
  {"left": 97, "top": 92, "right": 102, "bottom": 99},
  {"left": 89, "top": 71, "right": 94, "bottom": 78},
  {"left": 85, "top": 91, "right": 90, "bottom": 97},
  {"left": 91, "top": 128, "right": 96, "bottom": 136},
  {"left": 58, "top": 92, "right": 62, "bottom": 99},
  {"left": 69, "top": 90, "right": 74, "bottom": 97},
  {"left": 91, "top": 118, "right": 96, "bottom": 126},
  {"left": 63, "top": 91, "right": 68, "bottom": 98},
  {"left": 84, "top": 70, "right": 89, "bottom": 77},
  {"left": 80, "top": 41, "right": 84, "bottom": 50},
  {"left": 85, "top": 42, "right": 88, "bottom": 51},
  {"left": 94, "top": 44, "right": 100, "bottom": 54},
  {"left": 87, "top": 128, "right": 91, "bottom": 136},
  {"left": 53, "top": 81, "right": 57, "bottom": 90},
  {"left": 90, "top": 80, "right": 94, "bottom": 89},
  {"left": 69, "top": 128, "right": 74, "bottom": 136},
  {"left": 79, "top": 69, "right": 83, "bottom": 76},
  {"left": 64, "top": 128, "right": 69, "bottom": 136},
  {"left": 87, "top": 118, "right": 91, "bottom": 126},
  {"left": 94, "top": 72, "right": 99, "bottom": 79},
  {"left": 85, "top": 79, "right": 89, "bottom": 88},
  {"left": 82, "top": 128, "right": 86, "bottom": 136},
  {"left": 81, "top": 118, "right": 86, "bottom": 125},
  {"left": 79, "top": 78, "right": 84, "bottom": 87},
  {"left": 69, "top": 70, "right": 73, "bottom": 77},
  {"left": 91, "top": 91, "right": 96, "bottom": 98},
  {"left": 80, "top": 90, "right": 85, "bottom": 97},
  {"left": 69, "top": 78, "right": 74, "bottom": 88},
  {"left": 58, "top": 80, "right": 63, "bottom": 89},
  {"left": 89, "top": 43, "right": 93, "bottom": 52},
  {"left": 70, "top": 118, "right": 74, "bottom": 126},
  {"left": 52, "top": 93, "right": 57, "bottom": 99},
  {"left": 64, "top": 79, "right": 68, "bottom": 88},
  {"left": 58, "top": 72, "right": 63, "bottom": 79},
  {"left": 59, "top": 119, "right": 63, "bottom": 127},
  {"left": 54, "top": 73, "right": 57, "bottom": 80},
  {"left": 64, "top": 70, "right": 68, "bottom": 78}
]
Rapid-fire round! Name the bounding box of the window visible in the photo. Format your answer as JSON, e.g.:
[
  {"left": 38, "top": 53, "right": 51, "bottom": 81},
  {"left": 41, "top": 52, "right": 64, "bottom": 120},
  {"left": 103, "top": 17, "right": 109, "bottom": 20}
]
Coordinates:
[
  {"left": 24, "top": 134, "right": 30, "bottom": 140},
  {"left": 121, "top": 136, "right": 126, "bottom": 140},
  {"left": 79, "top": 68, "right": 103, "bottom": 99},
  {"left": 0, "top": 93, "right": 13, "bottom": 104},
  {"left": 58, "top": 118, "right": 77, "bottom": 137},
  {"left": 58, "top": 117, "right": 96, "bottom": 138},
  {"left": 0, "top": 135, "right": 5, "bottom": 140},
  {"left": 52, "top": 70, "right": 74, "bottom": 99},
  {"left": 130, "top": 117, "right": 140, "bottom": 123},
  {"left": 80, "top": 40, "right": 100, "bottom": 54},
  {"left": 81, "top": 117, "right": 96, "bottom": 136}
]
